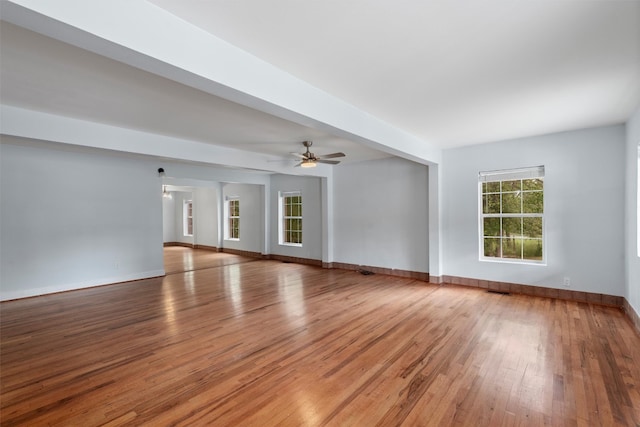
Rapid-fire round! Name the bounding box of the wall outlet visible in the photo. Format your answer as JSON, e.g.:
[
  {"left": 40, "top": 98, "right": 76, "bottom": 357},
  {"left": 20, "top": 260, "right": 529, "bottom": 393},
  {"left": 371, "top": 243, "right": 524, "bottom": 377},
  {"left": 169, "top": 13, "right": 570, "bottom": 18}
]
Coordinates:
[{"left": 563, "top": 277, "right": 571, "bottom": 288}]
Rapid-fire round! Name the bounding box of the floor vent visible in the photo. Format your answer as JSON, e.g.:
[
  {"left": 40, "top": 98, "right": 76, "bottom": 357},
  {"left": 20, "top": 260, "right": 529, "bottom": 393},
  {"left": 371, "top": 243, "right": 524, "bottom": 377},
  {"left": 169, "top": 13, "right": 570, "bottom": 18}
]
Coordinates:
[
  {"left": 487, "top": 290, "right": 510, "bottom": 295},
  {"left": 359, "top": 270, "right": 374, "bottom": 275}
]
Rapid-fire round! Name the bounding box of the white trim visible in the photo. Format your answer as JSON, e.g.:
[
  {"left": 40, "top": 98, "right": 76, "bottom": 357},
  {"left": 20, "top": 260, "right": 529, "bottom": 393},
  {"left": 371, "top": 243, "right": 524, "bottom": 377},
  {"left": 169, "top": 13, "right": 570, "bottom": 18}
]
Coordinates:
[
  {"left": 479, "top": 257, "right": 547, "bottom": 266},
  {"left": 478, "top": 166, "right": 546, "bottom": 264},
  {"left": 0, "top": 269, "right": 166, "bottom": 301},
  {"left": 280, "top": 242, "right": 303, "bottom": 248},
  {"left": 278, "top": 190, "right": 303, "bottom": 247},
  {"left": 479, "top": 165, "right": 545, "bottom": 183},
  {"left": 183, "top": 199, "right": 193, "bottom": 236},
  {"left": 224, "top": 196, "right": 240, "bottom": 241}
]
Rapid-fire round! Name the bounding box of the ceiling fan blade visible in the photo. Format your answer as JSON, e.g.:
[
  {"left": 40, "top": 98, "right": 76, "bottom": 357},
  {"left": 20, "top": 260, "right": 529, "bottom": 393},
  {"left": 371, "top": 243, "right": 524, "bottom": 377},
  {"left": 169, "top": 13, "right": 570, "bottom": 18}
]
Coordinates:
[
  {"left": 319, "top": 152, "right": 345, "bottom": 159},
  {"left": 294, "top": 162, "right": 303, "bottom": 167},
  {"left": 288, "top": 142, "right": 344, "bottom": 167},
  {"left": 316, "top": 159, "right": 341, "bottom": 165}
]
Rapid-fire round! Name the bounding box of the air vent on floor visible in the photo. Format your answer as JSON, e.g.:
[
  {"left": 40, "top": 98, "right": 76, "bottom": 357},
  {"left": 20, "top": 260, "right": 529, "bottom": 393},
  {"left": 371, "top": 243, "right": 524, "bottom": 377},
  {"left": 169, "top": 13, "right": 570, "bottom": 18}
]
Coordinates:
[{"left": 487, "top": 289, "right": 510, "bottom": 295}]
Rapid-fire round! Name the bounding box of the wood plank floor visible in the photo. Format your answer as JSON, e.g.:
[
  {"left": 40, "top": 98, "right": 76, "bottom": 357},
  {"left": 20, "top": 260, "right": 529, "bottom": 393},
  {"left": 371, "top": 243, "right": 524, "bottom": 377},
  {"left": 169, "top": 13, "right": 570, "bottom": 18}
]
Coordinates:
[
  {"left": 163, "top": 246, "right": 256, "bottom": 274},
  {"left": 1, "top": 248, "right": 639, "bottom": 426}
]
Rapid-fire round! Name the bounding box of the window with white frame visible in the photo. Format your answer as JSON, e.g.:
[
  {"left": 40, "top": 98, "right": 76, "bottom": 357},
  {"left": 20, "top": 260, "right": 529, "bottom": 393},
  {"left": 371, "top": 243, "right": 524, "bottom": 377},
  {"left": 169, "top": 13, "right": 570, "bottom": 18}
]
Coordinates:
[
  {"left": 226, "top": 197, "right": 240, "bottom": 240},
  {"left": 279, "top": 191, "right": 302, "bottom": 246},
  {"left": 479, "top": 166, "right": 544, "bottom": 263},
  {"left": 183, "top": 199, "right": 193, "bottom": 236}
]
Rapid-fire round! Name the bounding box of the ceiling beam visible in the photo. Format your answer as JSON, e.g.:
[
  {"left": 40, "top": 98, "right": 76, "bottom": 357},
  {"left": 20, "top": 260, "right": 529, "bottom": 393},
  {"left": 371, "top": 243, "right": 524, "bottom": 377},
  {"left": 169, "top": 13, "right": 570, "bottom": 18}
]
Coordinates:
[
  {"left": 1, "top": 105, "right": 334, "bottom": 178},
  {"left": 0, "top": 0, "right": 441, "bottom": 165}
]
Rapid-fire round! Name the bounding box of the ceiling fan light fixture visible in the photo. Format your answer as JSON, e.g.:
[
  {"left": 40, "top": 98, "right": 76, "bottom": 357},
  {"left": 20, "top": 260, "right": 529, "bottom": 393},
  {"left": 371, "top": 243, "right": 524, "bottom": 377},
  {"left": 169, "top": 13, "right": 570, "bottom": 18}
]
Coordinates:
[
  {"left": 162, "top": 185, "right": 173, "bottom": 199},
  {"left": 292, "top": 141, "right": 344, "bottom": 168}
]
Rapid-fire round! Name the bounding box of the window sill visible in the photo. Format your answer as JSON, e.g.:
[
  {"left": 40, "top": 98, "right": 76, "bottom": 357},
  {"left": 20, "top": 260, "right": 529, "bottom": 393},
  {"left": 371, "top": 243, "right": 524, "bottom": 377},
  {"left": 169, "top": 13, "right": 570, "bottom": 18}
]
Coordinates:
[
  {"left": 279, "top": 242, "right": 302, "bottom": 248},
  {"left": 480, "top": 257, "right": 547, "bottom": 266}
]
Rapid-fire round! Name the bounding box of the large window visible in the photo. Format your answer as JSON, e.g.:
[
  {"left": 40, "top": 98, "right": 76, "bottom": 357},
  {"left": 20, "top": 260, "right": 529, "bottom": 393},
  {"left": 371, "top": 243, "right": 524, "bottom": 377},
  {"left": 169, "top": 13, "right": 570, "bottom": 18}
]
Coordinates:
[
  {"left": 226, "top": 197, "right": 240, "bottom": 240},
  {"left": 280, "top": 191, "right": 302, "bottom": 246},
  {"left": 183, "top": 200, "right": 193, "bottom": 236},
  {"left": 479, "top": 166, "right": 544, "bottom": 263}
]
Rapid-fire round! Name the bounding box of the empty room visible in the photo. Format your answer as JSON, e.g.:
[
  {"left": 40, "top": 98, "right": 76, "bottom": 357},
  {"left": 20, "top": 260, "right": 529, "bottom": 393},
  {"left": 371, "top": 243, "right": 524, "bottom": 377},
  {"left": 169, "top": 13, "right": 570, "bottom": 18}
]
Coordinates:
[{"left": 1, "top": 1, "right": 639, "bottom": 426}]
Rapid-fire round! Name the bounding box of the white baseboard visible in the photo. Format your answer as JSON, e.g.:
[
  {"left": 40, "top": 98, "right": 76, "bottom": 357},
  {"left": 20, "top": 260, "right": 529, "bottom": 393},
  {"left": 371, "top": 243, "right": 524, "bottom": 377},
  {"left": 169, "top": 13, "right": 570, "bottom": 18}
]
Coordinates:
[{"left": 0, "top": 269, "right": 166, "bottom": 301}]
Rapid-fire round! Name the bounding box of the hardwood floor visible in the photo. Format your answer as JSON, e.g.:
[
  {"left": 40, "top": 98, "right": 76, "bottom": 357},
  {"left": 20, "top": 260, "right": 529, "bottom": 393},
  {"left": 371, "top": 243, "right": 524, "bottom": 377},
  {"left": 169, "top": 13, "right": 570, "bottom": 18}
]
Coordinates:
[
  {"left": 1, "top": 248, "right": 639, "bottom": 426},
  {"left": 163, "top": 246, "right": 255, "bottom": 274}
]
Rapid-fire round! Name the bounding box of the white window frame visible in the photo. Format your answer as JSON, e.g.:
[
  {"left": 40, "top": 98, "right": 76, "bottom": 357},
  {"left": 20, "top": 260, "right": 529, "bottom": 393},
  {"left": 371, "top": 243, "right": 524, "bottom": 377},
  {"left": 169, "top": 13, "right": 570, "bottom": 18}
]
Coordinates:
[
  {"left": 225, "top": 196, "right": 240, "bottom": 241},
  {"left": 183, "top": 199, "right": 193, "bottom": 237},
  {"left": 279, "top": 191, "right": 302, "bottom": 247},
  {"left": 478, "top": 166, "right": 545, "bottom": 265}
]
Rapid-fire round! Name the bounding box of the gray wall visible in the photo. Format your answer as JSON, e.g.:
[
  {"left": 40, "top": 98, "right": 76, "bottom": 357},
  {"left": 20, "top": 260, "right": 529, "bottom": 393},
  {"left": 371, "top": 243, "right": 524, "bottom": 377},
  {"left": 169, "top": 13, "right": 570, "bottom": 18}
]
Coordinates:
[
  {"left": 194, "top": 187, "right": 218, "bottom": 248},
  {"left": 625, "top": 108, "right": 640, "bottom": 313},
  {"left": 0, "top": 137, "right": 164, "bottom": 300},
  {"left": 270, "top": 174, "right": 323, "bottom": 261},
  {"left": 163, "top": 187, "right": 219, "bottom": 248},
  {"left": 3, "top": 122, "right": 635, "bottom": 302},
  {"left": 222, "top": 183, "right": 263, "bottom": 253},
  {"left": 442, "top": 124, "right": 626, "bottom": 295},
  {"left": 162, "top": 192, "right": 176, "bottom": 242},
  {"left": 333, "top": 157, "right": 429, "bottom": 272},
  {"left": 173, "top": 191, "right": 194, "bottom": 245}
]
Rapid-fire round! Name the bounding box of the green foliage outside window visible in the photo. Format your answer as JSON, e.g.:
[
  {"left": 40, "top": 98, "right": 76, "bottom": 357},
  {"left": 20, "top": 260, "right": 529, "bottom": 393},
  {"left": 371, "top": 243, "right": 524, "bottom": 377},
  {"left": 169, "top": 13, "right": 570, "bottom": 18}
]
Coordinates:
[
  {"left": 481, "top": 178, "right": 544, "bottom": 261},
  {"left": 283, "top": 194, "right": 302, "bottom": 244},
  {"left": 228, "top": 199, "right": 239, "bottom": 239}
]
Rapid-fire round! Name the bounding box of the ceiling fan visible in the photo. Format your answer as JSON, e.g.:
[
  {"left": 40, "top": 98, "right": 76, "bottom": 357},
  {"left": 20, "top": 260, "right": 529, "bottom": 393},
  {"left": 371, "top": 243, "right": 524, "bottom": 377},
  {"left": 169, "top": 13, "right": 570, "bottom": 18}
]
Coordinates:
[{"left": 291, "top": 141, "right": 345, "bottom": 168}]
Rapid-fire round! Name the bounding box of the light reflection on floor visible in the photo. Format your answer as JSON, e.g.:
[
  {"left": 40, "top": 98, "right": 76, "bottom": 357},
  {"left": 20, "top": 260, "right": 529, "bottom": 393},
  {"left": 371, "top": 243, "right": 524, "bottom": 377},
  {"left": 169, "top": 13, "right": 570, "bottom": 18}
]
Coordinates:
[
  {"left": 162, "top": 281, "right": 178, "bottom": 336},
  {"left": 163, "top": 247, "right": 254, "bottom": 274},
  {"left": 225, "top": 263, "right": 243, "bottom": 315},
  {"left": 278, "top": 269, "right": 308, "bottom": 330},
  {"left": 181, "top": 251, "right": 194, "bottom": 272}
]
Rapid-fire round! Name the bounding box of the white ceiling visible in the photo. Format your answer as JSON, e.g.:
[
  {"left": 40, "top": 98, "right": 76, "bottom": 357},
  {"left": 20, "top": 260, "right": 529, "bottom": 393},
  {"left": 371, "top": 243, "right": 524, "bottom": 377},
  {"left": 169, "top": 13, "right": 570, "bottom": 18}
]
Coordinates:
[
  {"left": 1, "top": 0, "right": 639, "bottom": 166},
  {"left": 147, "top": 0, "right": 640, "bottom": 147},
  {"left": 0, "top": 22, "right": 389, "bottom": 164}
]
